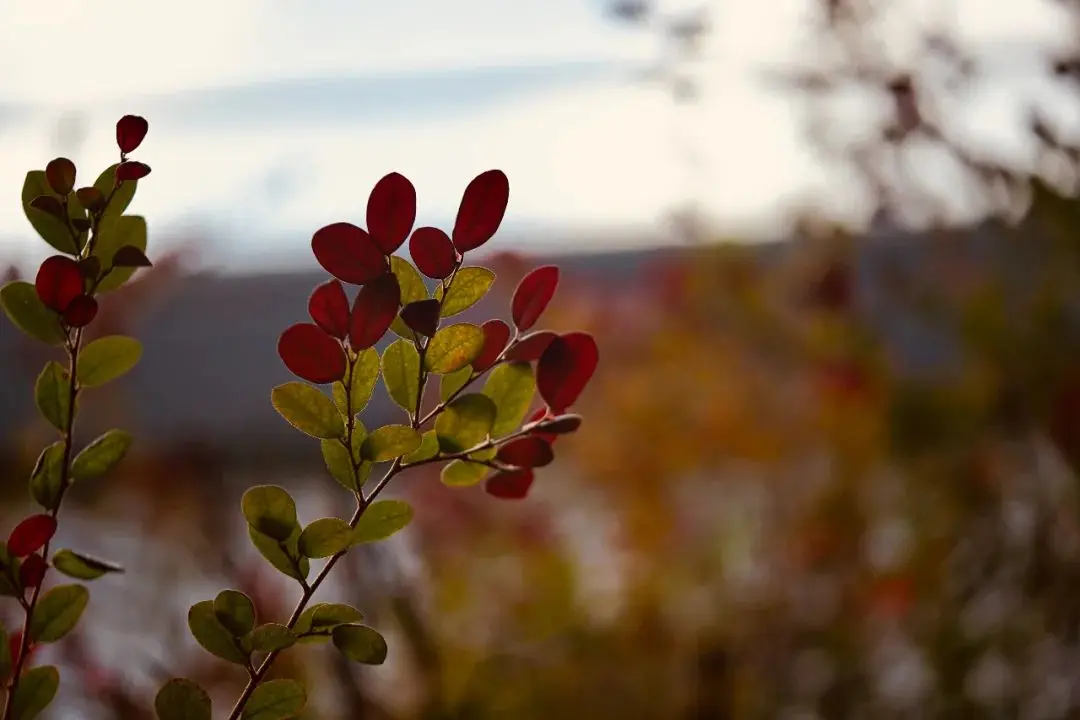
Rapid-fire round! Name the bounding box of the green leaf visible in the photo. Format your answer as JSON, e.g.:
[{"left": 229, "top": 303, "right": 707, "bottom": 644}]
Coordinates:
[
  {"left": 0, "top": 282, "right": 65, "bottom": 346},
  {"left": 298, "top": 517, "right": 354, "bottom": 558},
  {"left": 0, "top": 625, "right": 10, "bottom": 680},
  {"left": 241, "top": 678, "right": 306, "bottom": 720},
  {"left": 294, "top": 603, "right": 364, "bottom": 642},
  {"left": 9, "top": 664, "right": 59, "bottom": 720},
  {"left": 77, "top": 335, "right": 142, "bottom": 388},
  {"left": 435, "top": 393, "right": 496, "bottom": 453},
  {"left": 425, "top": 324, "right": 485, "bottom": 374},
  {"left": 29, "top": 584, "right": 89, "bottom": 643},
  {"left": 214, "top": 590, "right": 256, "bottom": 637},
  {"left": 93, "top": 215, "right": 148, "bottom": 293},
  {"left": 389, "top": 256, "right": 430, "bottom": 340},
  {"left": 34, "top": 362, "right": 70, "bottom": 432},
  {"left": 333, "top": 624, "right": 388, "bottom": 665},
  {"left": 70, "top": 429, "right": 132, "bottom": 480},
  {"left": 93, "top": 164, "right": 138, "bottom": 222},
  {"left": 381, "top": 339, "right": 420, "bottom": 414},
  {"left": 22, "top": 170, "right": 77, "bottom": 254},
  {"left": 440, "top": 365, "right": 473, "bottom": 402},
  {"left": 360, "top": 425, "right": 422, "bottom": 462},
  {"left": 436, "top": 266, "right": 495, "bottom": 316},
  {"left": 187, "top": 600, "right": 247, "bottom": 664},
  {"left": 440, "top": 458, "right": 491, "bottom": 487},
  {"left": 28, "top": 442, "right": 65, "bottom": 512},
  {"left": 353, "top": 500, "right": 413, "bottom": 544},
  {"left": 403, "top": 430, "right": 440, "bottom": 464},
  {"left": 270, "top": 382, "right": 344, "bottom": 440},
  {"left": 0, "top": 543, "right": 20, "bottom": 597},
  {"left": 320, "top": 434, "right": 369, "bottom": 492},
  {"left": 333, "top": 348, "right": 380, "bottom": 418},
  {"left": 248, "top": 527, "right": 309, "bottom": 583},
  {"left": 51, "top": 549, "right": 123, "bottom": 580},
  {"left": 155, "top": 678, "right": 212, "bottom": 720},
  {"left": 483, "top": 361, "right": 537, "bottom": 436},
  {"left": 241, "top": 486, "right": 299, "bottom": 542},
  {"left": 249, "top": 623, "right": 296, "bottom": 653}
]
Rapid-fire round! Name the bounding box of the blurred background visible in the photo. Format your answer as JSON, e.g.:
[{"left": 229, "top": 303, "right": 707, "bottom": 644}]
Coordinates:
[{"left": 4, "top": 0, "right": 1080, "bottom": 717}]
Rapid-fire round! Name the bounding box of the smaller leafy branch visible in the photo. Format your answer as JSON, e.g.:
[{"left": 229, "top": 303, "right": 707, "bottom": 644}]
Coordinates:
[
  {"left": 0, "top": 115, "right": 153, "bottom": 720},
  {"left": 155, "top": 170, "right": 599, "bottom": 720}
]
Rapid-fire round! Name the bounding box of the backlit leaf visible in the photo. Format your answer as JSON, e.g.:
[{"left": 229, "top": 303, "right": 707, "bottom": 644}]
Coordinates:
[
  {"left": 536, "top": 332, "right": 600, "bottom": 413},
  {"left": 271, "top": 382, "right": 344, "bottom": 440},
  {"left": 435, "top": 266, "right": 494, "bottom": 317},
  {"left": 367, "top": 172, "right": 416, "bottom": 254},
  {"left": 241, "top": 486, "right": 299, "bottom": 542},
  {"left": 22, "top": 170, "right": 77, "bottom": 254},
  {"left": 93, "top": 215, "right": 148, "bottom": 292},
  {"left": 76, "top": 335, "right": 142, "bottom": 388},
  {"left": 298, "top": 517, "right": 354, "bottom": 558},
  {"left": 435, "top": 393, "right": 496, "bottom": 453},
  {"left": 409, "top": 226, "right": 457, "bottom": 279},
  {"left": 333, "top": 348, "right": 379, "bottom": 418},
  {"left": 452, "top": 169, "right": 510, "bottom": 252},
  {"left": 381, "top": 339, "right": 421, "bottom": 414},
  {"left": 308, "top": 279, "right": 350, "bottom": 339},
  {"left": 9, "top": 664, "right": 59, "bottom": 720},
  {"left": 51, "top": 549, "right": 123, "bottom": 580},
  {"left": 34, "top": 362, "right": 69, "bottom": 432},
  {"left": 360, "top": 425, "right": 421, "bottom": 462},
  {"left": 70, "top": 429, "right": 132, "bottom": 480},
  {"left": 311, "top": 222, "right": 387, "bottom": 285},
  {"left": 250, "top": 623, "right": 296, "bottom": 653},
  {"left": 425, "top": 323, "right": 484, "bottom": 374},
  {"left": 483, "top": 362, "right": 536, "bottom": 436},
  {"left": 511, "top": 265, "right": 559, "bottom": 331},
  {"left": 440, "top": 458, "right": 490, "bottom": 487},
  {"left": 277, "top": 323, "right": 346, "bottom": 385},
  {"left": 388, "top": 256, "right": 429, "bottom": 340},
  {"left": 29, "top": 584, "right": 89, "bottom": 643},
  {"left": 8, "top": 515, "right": 56, "bottom": 557},
  {"left": 403, "top": 430, "right": 440, "bottom": 464},
  {"left": 93, "top": 163, "right": 138, "bottom": 221},
  {"left": 353, "top": 500, "right": 413, "bottom": 543},
  {"left": 349, "top": 272, "right": 400, "bottom": 350},
  {"left": 473, "top": 319, "right": 510, "bottom": 372},
  {"left": 187, "top": 600, "right": 246, "bottom": 664},
  {"left": 213, "top": 590, "right": 256, "bottom": 637},
  {"left": 248, "top": 527, "right": 308, "bottom": 583},
  {"left": 0, "top": 281, "right": 66, "bottom": 346},
  {"left": 294, "top": 603, "right": 364, "bottom": 641},
  {"left": 440, "top": 365, "right": 473, "bottom": 402}
]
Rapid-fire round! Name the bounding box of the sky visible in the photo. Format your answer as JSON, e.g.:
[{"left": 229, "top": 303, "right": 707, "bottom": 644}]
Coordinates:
[{"left": 0, "top": 0, "right": 1074, "bottom": 270}]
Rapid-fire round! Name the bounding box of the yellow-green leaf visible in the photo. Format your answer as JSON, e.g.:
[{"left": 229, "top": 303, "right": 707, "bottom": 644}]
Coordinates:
[
  {"left": 389, "top": 256, "right": 429, "bottom": 340},
  {"left": 353, "top": 500, "right": 413, "bottom": 543},
  {"left": 360, "top": 425, "right": 422, "bottom": 462},
  {"left": 483, "top": 361, "right": 536, "bottom": 436},
  {"left": 70, "top": 429, "right": 132, "bottom": 480},
  {"left": 77, "top": 335, "right": 142, "bottom": 388},
  {"left": 435, "top": 393, "right": 496, "bottom": 453},
  {"left": 34, "top": 362, "right": 69, "bottom": 432},
  {"left": 381, "top": 339, "right": 420, "bottom": 415},
  {"left": 436, "top": 266, "right": 494, "bottom": 316},
  {"left": 298, "top": 517, "right": 354, "bottom": 558},
  {"left": 29, "top": 584, "right": 89, "bottom": 643},
  {"left": 270, "top": 382, "right": 344, "bottom": 440},
  {"left": 425, "top": 323, "right": 484, "bottom": 374}
]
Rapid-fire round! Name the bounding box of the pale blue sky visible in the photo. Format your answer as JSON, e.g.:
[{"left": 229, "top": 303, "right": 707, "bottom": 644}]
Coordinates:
[{"left": 0, "top": 0, "right": 1072, "bottom": 270}]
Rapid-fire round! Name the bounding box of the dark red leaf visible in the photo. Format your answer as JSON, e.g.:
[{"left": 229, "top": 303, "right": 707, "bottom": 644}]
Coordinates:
[
  {"left": 531, "top": 413, "right": 582, "bottom": 435},
  {"left": 485, "top": 469, "right": 534, "bottom": 500},
  {"left": 35, "top": 255, "right": 84, "bottom": 312},
  {"left": 8, "top": 515, "right": 57, "bottom": 557},
  {"left": 7, "top": 632, "right": 22, "bottom": 675},
  {"left": 524, "top": 407, "right": 558, "bottom": 444},
  {"left": 45, "top": 158, "right": 76, "bottom": 196},
  {"left": 367, "top": 172, "right": 417, "bottom": 254},
  {"left": 18, "top": 553, "right": 46, "bottom": 590},
  {"left": 536, "top": 332, "right": 599, "bottom": 413},
  {"left": 116, "top": 115, "right": 149, "bottom": 154},
  {"left": 111, "top": 245, "right": 152, "bottom": 268},
  {"left": 71, "top": 217, "right": 91, "bottom": 233},
  {"left": 473, "top": 319, "right": 510, "bottom": 372},
  {"left": 400, "top": 299, "right": 441, "bottom": 338},
  {"left": 504, "top": 331, "right": 557, "bottom": 362},
  {"left": 409, "top": 227, "right": 458, "bottom": 280},
  {"left": 511, "top": 265, "right": 559, "bottom": 331},
  {"left": 77, "top": 257, "right": 101, "bottom": 282},
  {"left": 76, "top": 186, "right": 105, "bottom": 213},
  {"left": 277, "top": 323, "right": 347, "bottom": 384},
  {"left": 63, "top": 295, "right": 98, "bottom": 328},
  {"left": 116, "top": 161, "right": 151, "bottom": 182},
  {"left": 29, "top": 195, "right": 64, "bottom": 219},
  {"left": 497, "top": 437, "right": 554, "bottom": 468},
  {"left": 452, "top": 169, "right": 510, "bottom": 252},
  {"left": 307, "top": 280, "right": 350, "bottom": 340},
  {"left": 350, "top": 273, "right": 401, "bottom": 350},
  {"left": 311, "top": 222, "right": 388, "bottom": 285}
]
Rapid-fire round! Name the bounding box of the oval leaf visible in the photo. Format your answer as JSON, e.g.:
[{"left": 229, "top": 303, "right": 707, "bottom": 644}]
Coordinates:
[
  {"left": 311, "top": 222, "right": 387, "bottom": 285},
  {"left": 214, "top": 589, "right": 256, "bottom": 637},
  {"left": 403, "top": 430, "right": 440, "bottom": 464},
  {"left": 9, "top": 515, "right": 57, "bottom": 558},
  {"left": 70, "top": 429, "right": 132, "bottom": 480},
  {"left": 29, "top": 584, "right": 89, "bottom": 643},
  {"left": 248, "top": 527, "right": 309, "bottom": 583},
  {"left": 536, "top": 332, "right": 600, "bottom": 413},
  {"left": 35, "top": 255, "right": 83, "bottom": 313},
  {"left": 512, "top": 265, "right": 559, "bottom": 331},
  {"left": 29, "top": 442, "right": 64, "bottom": 512},
  {"left": 277, "top": 323, "right": 346, "bottom": 385},
  {"left": 76, "top": 335, "right": 142, "bottom": 388},
  {"left": 298, "top": 517, "right": 354, "bottom": 559},
  {"left": 497, "top": 436, "right": 555, "bottom": 468},
  {"left": 349, "top": 272, "right": 401, "bottom": 350},
  {"left": 440, "top": 458, "right": 490, "bottom": 487},
  {"left": 93, "top": 215, "right": 148, "bottom": 292},
  {"left": 439, "top": 365, "right": 473, "bottom": 403},
  {"left": 381, "top": 339, "right": 421, "bottom": 414},
  {"left": 400, "top": 299, "right": 440, "bottom": 338},
  {"left": 353, "top": 500, "right": 413, "bottom": 543},
  {"left": 388, "top": 255, "right": 429, "bottom": 340},
  {"left": 242, "top": 679, "right": 306, "bottom": 720},
  {"left": 0, "top": 281, "right": 65, "bottom": 346},
  {"left": 435, "top": 266, "right": 495, "bottom": 317},
  {"left": 92, "top": 164, "right": 138, "bottom": 223},
  {"left": 187, "top": 600, "right": 247, "bottom": 664},
  {"left": 321, "top": 436, "right": 368, "bottom": 492},
  {"left": 483, "top": 362, "right": 537, "bottom": 436},
  {"left": 9, "top": 664, "right": 59, "bottom": 720},
  {"left": 155, "top": 678, "right": 212, "bottom": 720},
  {"left": 294, "top": 603, "right": 365, "bottom": 640},
  {"left": 453, "top": 169, "right": 510, "bottom": 252},
  {"left": 241, "top": 486, "right": 299, "bottom": 542},
  {"left": 271, "top": 382, "right": 345, "bottom": 440},
  {"left": 425, "top": 323, "right": 485, "bottom": 375},
  {"left": 22, "top": 170, "right": 78, "bottom": 254},
  {"left": 333, "top": 624, "right": 388, "bottom": 665},
  {"left": 367, "top": 172, "right": 417, "bottom": 254},
  {"left": 360, "top": 425, "right": 422, "bottom": 462},
  {"left": 308, "top": 280, "right": 350, "bottom": 340},
  {"left": 250, "top": 623, "right": 296, "bottom": 653},
  {"left": 51, "top": 549, "right": 123, "bottom": 581},
  {"left": 435, "top": 393, "right": 496, "bottom": 453},
  {"left": 334, "top": 347, "right": 380, "bottom": 417},
  {"left": 33, "top": 362, "right": 69, "bottom": 432},
  {"left": 409, "top": 226, "right": 457, "bottom": 279},
  {"left": 473, "top": 319, "right": 510, "bottom": 372},
  {"left": 485, "top": 469, "right": 536, "bottom": 500},
  {"left": 505, "top": 330, "right": 557, "bottom": 362}
]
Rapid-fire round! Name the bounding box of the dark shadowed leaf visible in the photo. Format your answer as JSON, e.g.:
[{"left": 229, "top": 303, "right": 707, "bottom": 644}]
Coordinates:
[
  {"left": 155, "top": 678, "right": 212, "bottom": 720},
  {"left": 425, "top": 323, "right": 485, "bottom": 374},
  {"left": 485, "top": 469, "right": 535, "bottom": 500},
  {"left": 71, "top": 429, "right": 132, "bottom": 480},
  {"left": 0, "top": 281, "right": 66, "bottom": 346},
  {"left": 241, "top": 486, "right": 299, "bottom": 542},
  {"left": 409, "top": 226, "right": 457, "bottom": 279},
  {"left": 76, "top": 335, "right": 142, "bottom": 388},
  {"left": 22, "top": 171, "right": 78, "bottom": 254},
  {"left": 75, "top": 187, "right": 104, "bottom": 213},
  {"left": 439, "top": 365, "right": 472, "bottom": 402},
  {"left": 400, "top": 299, "right": 440, "bottom": 338},
  {"left": 116, "top": 161, "right": 151, "bottom": 181},
  {"left": 367, "top": 172, "right": 416, "bottom": 254},
  {"left": 536, "top": 332, "right": 600, "bottom": 413},
  {"left": 277, "top": 323, "right": 346, "bottom": 385},
  {"left": 360, "top": 425, "right": 421, "bottom": 462},
  {"left": 62, "top": 295, "right": 98, "bottom": 327},
  {"left": 525, "top": 413, "right": 583, "bottom": 437},
  {"left": 307, "top": 280, "right": 350, "bottom": 340},
  {"left": 214, "top": 590, "right": 256, "bottom": 637},
  {"left": 311, "top": 222, "right": 387, "bottom": 285},
  {"left": 187, "top": 600, "right": 247, "bottom": 664},
  {"left": 333, "top": 624, "right": 388, "bottom": 665},
  {"left": 34, "top": 362, "right": 69, "bottom": 432},
  {"left": 435, "top": 393, "right": 496, "bottom": 453},
  {"left": 241, "top": 679, "right": 306, "bottom": 720},
  {"left": 52, "top": 549, "right": 123, "bottom": 580},
  {"left": 388, "top": 256, "right": 429, "bottom": 340},
  {"left": 350, "top": 272, "right": 400, "bottom": 350},
  {"left": 453, "top": 169, "right": 510, "bottom": 252},
  {"left": 34, "top": 256, "right": 82, "bottom": 312},
  {"left": 248, "top": 527, "right": 308, "bottom": 583},
  {"left": 110, "top": 244, "right": 152, "bottom": 268},
  {"left": 9, "top": 515, "right": 56, "bottom": 557},
  {"left": 434, "top": 266, "right": 494, "bottom": 317},
  {"left": 29, "top": 442, "right": 64, "bottom": 512},
  {"left": 505, "top": 331, "right": 557, "bottom": 362},
  {"left": 250, "top": 623, "right": 296, "bottom": 653},
  {"left": 381, "top": 339, "right": 421, "bottom": 414},
  {"left": 116, "top": 115, "right": 149, "bottom": 154},
  {"left": 29, "top": 584, "right": 89, "bottom": 643},
  {"left": 353, "top": 500, "right": 413, "bottom": 543},
  {"left": 483, "top": 362, "right": 536, "bottom": 436},
  {"left": 9, "top": 664, "right": 58, "bottom": 720},
  {"left": 294, "top": 603, "right": 364, "bottom": 641},
  {"left": 271, "top": 382, "right": 344, "bottom": 440},
  {"left": 511, "top": 265, "right": 559, "bottom": 331},
  {"left": 45, "top": 158, "right": 76, "bottom": 196},
  {"left": 497, "top": 436, "right": 554, "bottom": 468},
  {"left": 298, "top": 517, "right": 354, "bottom": 558},
  {"left": 473, "top": 319, "right": 510, "bottom": 372}
]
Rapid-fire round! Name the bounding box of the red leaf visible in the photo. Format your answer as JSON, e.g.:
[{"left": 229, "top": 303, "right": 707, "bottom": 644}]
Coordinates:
[
  {"left": 400, "top": 299, "right": 441, "bottom": 338},
  {"left": 497, "top": 437, "right": 554, "bottom": 468},
  {"left": 409, "top": 227, "right": 457, "bottom": 280},
  {"left": 116, "top": 161, "right": 151, "bottom": 182},
  {"left": 367, "top": 172, "right": 417, "bottom": 254},
  {"left": 350, "top": 273, "right": 401, "bottom": 350},
  {"left": 45, "top": 158, "right": 76, "bottom": 196},
  {"left": 472, "top": 319, "right": 510, "bottom": 372},
  {"left": 311, "top": 222, "right": 388, "bottom": 285},
  {"left": 35, "top": 255, "right": 83, "bottom": 312},
  {"left": 111, "top": 245, "right": 152, "bottom": 268},
  {"left": 536, "top": 332, "right": 599, "bottom": 413},
  {"left": 277, "top": 323, "right": 347, "bottom": 384},
  {"left": 18, "top": 553, "right": 46, "bottom": 590},
  {"left": 8, "top": 515, "right": 57, "bottom": 557},
  {"left": 62, "top": 295, "right": 98, "bottom": 328},
  {"left": 511, "top": 265, "right": 559, "bottom": 331},
  {"left": 6, "top": 632, "right": 21, "bottom": 675},
  {"left": 504, "top": 331, "right": 556, "bottom": 362},
  {"left": 485, "top": 469, "right": 534, "bottom": 500},
  {"left": 307, "top": 280, "right": 350, "bottom": 339},
  {"left": 452, "top": 169, "right": 510, "bottom": 252},
  {"left": 116, "top": 115, "right": 149, "bottom": 154}
]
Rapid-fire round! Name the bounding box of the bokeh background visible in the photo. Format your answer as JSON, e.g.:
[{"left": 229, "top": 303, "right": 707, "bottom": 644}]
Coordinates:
[{"left": 4, "top": 0, "right": 1080, "bottom": 717}]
